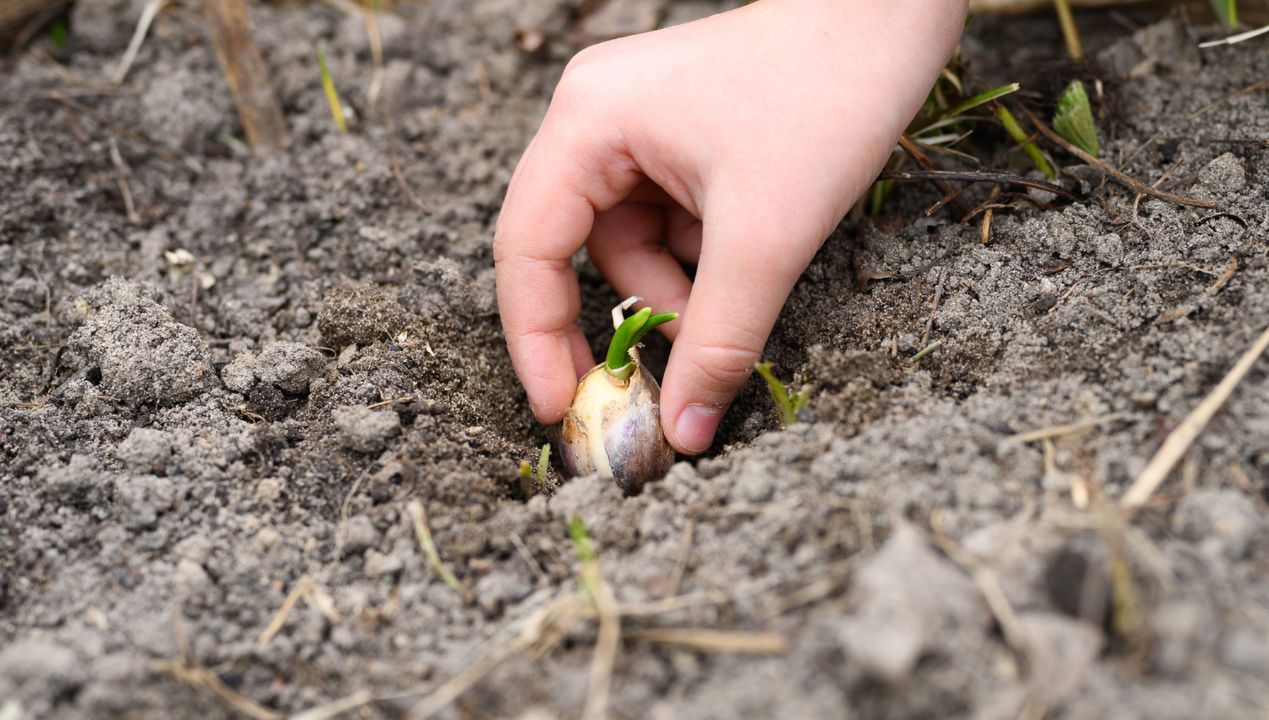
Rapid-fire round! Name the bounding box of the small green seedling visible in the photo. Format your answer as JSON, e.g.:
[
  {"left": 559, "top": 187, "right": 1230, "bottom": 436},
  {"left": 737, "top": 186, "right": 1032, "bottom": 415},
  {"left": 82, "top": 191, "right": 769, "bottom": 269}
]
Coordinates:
[
  {"left": 754, "top": 361, "right": 810, "bottom": 427},
  {"left": 567, "top": 515, "right": 599, "bottom": 601},
  {"left": 1053, "top": 80, "right": 1099, "bottom": 158},
  {"left": 518, "top": 442, "right": 551, "bottom": 497},
  {"left": 48, "top": 20, "right": 69, "bottom": 50},
  {"left": 997, "top": 104, "right": 1056, "bottom": 179},
  {"left": 605, "top": 306, "right": 677, "bottom": 382},
  {"left": 1209, "top": 0, "right": 1238, "bottom": 28},
  {"left": 316, "top": 42, "right": 348, "bottom": 133}
]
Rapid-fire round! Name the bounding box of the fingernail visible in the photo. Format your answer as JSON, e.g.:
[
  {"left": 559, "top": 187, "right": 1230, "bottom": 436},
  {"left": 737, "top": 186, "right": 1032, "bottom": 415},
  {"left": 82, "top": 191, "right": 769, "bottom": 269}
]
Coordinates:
[{"left": 674, "top": 404, "right": 721, "bottom": 455}]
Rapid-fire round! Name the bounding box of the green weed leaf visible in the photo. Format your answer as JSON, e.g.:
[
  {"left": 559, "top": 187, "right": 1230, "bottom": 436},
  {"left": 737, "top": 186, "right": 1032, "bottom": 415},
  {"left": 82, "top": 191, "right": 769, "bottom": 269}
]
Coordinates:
[{"left": 1053, "top": 80, "right": 1099, "bottom": 158}]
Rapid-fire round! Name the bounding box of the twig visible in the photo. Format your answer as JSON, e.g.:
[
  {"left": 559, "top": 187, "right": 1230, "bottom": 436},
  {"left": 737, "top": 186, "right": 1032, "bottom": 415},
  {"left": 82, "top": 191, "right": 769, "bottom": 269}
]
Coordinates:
[
  {"left": 201, "top": 0, "right": 287, "bottom": 151},
  {"left": 1053, "top": 0, "right": 1084, "bottom": 62},
  {"left": 930, "top": 512, "right": 1028, "bottom": 658},
  {"left": 980, "top": 186, "right": 1001, "bottom": 244},
  {"left": 1020, "top": 107, "right": 1216, "bottom": 209},
  {"left": 257, "top": 576, "right": 313, "bottom": 645},
  {"left": 623, "top": 628, "right": 788, "bottom": 654},
  {"left": 389, "top": 151, "right": 431, "bottom": 214},
  {"left": 113, "top": 0, "right": 166, "bottom": 84},
  {"left": 877, "top": 169, "right": 1078, "bottom": 202},
  {"left": 897, "top": 134, "right": 974, "bottom": 217},
  {"left": 107, "top": 138, "right": 141, "bottom": 224},
  {"left": 1198, "top": 23, "right": 1269, "bottom": 49},
  {"left": 909, "top": 339, "right": 943, "bottom": 363},
  {"left": 1121, "top": 326, "right": 1269, "bottom": 509},
  {"left": 1008, "top": 412, "right": 1130, "bottom": 443},
  {"left": 151, "top": 660, "right": 283, "bottom": 720},
  {"left": 921, "top": 269, "right": 946, "bottom": 348},
  {"left": 407, "top": 499, "right": 472, "bottom": 602}
]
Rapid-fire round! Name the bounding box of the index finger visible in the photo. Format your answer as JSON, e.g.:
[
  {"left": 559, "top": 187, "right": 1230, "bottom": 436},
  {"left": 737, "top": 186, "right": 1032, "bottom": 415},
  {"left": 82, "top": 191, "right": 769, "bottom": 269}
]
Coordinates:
[{"left": 493, "top": 110, "right": 642, "bottom": 423}]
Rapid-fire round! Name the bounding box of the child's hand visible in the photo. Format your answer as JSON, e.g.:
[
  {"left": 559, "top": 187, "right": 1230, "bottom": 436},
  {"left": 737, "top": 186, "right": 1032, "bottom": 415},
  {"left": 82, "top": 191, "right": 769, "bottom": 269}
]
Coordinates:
[{"left": 495, "top": 0, "right": 966, "bottom": 454}]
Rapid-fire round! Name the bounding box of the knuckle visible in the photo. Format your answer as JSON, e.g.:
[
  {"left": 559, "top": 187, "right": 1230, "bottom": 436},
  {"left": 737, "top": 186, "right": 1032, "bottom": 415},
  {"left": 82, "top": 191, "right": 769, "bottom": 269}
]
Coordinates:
[{"left": 681, "top": 336, "right": 761, "bottom": 393}]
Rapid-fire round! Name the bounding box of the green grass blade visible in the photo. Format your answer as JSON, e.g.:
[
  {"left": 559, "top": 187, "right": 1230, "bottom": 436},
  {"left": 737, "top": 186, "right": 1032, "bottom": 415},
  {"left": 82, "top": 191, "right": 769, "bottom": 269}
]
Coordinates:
[
  {"left": 1209, "top": 0, "right": 1237, "bottom": 27},
  {"left": 535, "top": 443, "right": 550, "bottom": 485},
  {"left": 316, "top": 43, "right": 348, "bottom": 133},
  {"left": 1052, "top": 80, "right": 1099, "bottom": 158},
  {"left": 755, "top": 361, "right": 799, "bottom": 427},
  {"left": 941, "top": 82, "right": 1020, "bottom": 121},
  {"left": 997, "top": 105, "right": 1055, "bottom": 179}
]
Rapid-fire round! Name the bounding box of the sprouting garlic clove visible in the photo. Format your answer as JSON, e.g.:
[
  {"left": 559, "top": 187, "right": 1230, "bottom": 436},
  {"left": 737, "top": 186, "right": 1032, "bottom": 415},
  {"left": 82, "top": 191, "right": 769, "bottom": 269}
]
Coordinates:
[{"left": 560, "top": 356, "right": 675, "bottom": 495}]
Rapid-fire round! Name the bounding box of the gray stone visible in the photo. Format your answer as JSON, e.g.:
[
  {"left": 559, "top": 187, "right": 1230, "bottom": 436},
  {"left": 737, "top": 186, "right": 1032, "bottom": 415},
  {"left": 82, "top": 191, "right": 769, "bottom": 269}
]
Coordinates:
[{"left": 333, "top": 405, "right": 401, "bottom": 453}]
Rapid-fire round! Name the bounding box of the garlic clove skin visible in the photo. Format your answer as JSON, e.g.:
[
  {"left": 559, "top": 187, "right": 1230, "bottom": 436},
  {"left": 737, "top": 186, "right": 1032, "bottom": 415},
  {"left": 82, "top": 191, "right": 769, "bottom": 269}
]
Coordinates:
[{"left": 560, "top": 357, "right": 676, "bottom": 495}]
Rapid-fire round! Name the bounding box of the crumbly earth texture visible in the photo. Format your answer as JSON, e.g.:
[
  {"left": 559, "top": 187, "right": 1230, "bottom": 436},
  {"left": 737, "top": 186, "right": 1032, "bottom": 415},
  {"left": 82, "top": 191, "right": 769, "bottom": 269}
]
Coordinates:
[{"left": 1, "top": 2, "right": 1267, "bottom": 718}]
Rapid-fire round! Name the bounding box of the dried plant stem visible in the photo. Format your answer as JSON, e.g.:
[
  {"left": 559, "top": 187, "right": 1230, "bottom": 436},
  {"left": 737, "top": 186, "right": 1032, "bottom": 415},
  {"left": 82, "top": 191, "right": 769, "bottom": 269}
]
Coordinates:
[
  {"left": 407, "top": 499, "right": 472, "bottom": 601},
  {"left": 1121, "top": 326, "right": 1269, "bottom": 509},
  {"left": 1020, "top": 107, "right": 1216, "bottom": 209},
  {"left": 1053, "top": 0, "right": 1084, "bottom": 62},
  {"left": 201, "top": 0, "right": 287, "bottom": 151}
]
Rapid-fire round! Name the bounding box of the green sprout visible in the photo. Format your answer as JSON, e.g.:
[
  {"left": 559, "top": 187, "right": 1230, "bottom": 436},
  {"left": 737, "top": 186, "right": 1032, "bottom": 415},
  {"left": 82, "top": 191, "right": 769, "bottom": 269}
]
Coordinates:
[
  {"left": 316, "top": 42, "right": 348, "bottom": 133},
  {"left": 567, "top": 515, "right": 599, "bottom": 601},
  {"left": 1053, "top": 80, "right": 1099, "bottom": 158},
  {"left": 754, "top": 361, "right": 810, "bottom": 427},
  {"left": 936, "top": 82, "right": 1020, "bottom": 125},
  {"left": 1209, "top": 0, "right": 1238, "bottom": 28},
  {"left": 48, "top": 20, "right": 68, "bottom": 50},
  {"left": 997, "top": 104, "right": 1056, "bottom": 179},
  {"left": 605, "top": 306, "right": 677, "bottom": 382},
  {"left": 517, "top": 442, "right": 551, "bottom": 497}
]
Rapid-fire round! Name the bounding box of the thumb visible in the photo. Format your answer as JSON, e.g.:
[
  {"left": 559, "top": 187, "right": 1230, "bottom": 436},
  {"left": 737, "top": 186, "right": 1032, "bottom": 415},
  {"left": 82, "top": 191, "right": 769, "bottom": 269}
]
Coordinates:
[{"left": 659, "top": 191, "right": 827, "bottom": 455}]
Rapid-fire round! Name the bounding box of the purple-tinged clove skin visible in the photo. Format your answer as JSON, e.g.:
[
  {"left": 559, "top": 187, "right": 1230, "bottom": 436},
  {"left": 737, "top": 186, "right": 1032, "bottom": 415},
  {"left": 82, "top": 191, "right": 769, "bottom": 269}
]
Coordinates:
[{"left": 560, "top": 349, "right": 675, "bottom": 495}]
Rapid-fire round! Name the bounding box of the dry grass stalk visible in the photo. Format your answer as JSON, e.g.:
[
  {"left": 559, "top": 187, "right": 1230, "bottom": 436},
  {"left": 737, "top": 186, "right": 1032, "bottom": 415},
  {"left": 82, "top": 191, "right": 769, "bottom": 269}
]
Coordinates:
[
  {"left": 624, "top": 628, "right": 789, "bottom": 654},
  {"left": 152, "top": 660, "right": 283, "bottom": 720},
  {"left": 407, "top": 499, "right": 473, "bottom": 602},
  {"left": 1021, "top": 107, "right": 1216, "bottom": 209},
  {"left": 200, "top": 0, "right": 287, "bottom": 151},
  {"left": 1121, "top": 326, "right": 1269, "bottom": 509},
  {"left": 1008, "top": 412, "right": 1129, "bottom": 443}
]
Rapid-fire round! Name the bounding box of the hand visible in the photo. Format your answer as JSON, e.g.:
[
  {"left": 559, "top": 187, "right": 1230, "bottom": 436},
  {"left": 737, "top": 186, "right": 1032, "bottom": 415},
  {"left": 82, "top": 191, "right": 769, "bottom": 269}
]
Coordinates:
[{"left": 494, "top": 0, "right": 966, "bottom": 454}]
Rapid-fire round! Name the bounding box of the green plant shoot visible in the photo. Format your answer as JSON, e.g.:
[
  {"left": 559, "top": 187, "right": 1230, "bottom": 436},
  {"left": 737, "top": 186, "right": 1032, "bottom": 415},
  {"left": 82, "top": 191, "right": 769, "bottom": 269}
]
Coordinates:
[
  {"left": 316, "top": 43, "right": 348, "bottom": 133},
  {"left": 1053, "top": 80, "right": 1099, "bottom": 158},
  {"left": 605, "top": 307, "right": 677, "bottom": 381},
  {"left": 939, "top": 82, "right": 1020, "bottom": 123},
  {"left": 1209, "top": 0, "right": 1237, "bottom": 28},
  {"left": 754, "top": 361, "right": 810, "bottom": 427},
  {"left": 567, "top": 515, "right": 599, "bottom": 602},
  {"left": 997, "top": 105, "right": 1055, "bottom": 179},
  {"left": 518, "top": 442, "right": 551, "bottom": 496}
]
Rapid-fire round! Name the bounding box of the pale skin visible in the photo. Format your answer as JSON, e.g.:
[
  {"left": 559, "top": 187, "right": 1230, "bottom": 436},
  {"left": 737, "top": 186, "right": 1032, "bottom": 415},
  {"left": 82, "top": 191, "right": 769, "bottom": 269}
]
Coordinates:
[{"left": 494, "top": 0, "right": 968, "bottom": 455}]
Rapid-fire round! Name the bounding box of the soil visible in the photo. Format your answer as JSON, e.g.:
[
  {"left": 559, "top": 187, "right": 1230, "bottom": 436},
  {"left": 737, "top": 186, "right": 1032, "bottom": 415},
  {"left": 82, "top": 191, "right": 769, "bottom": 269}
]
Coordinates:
[{"left": 2, "top": 2, "right": 1268, "bottom": 719}]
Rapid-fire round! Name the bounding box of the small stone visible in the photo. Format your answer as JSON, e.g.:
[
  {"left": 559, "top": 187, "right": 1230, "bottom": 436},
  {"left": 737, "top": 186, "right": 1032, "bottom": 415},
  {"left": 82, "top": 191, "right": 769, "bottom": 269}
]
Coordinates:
[
  {"left": 364, "top": 549, "right": 403, "bottom": 577},
  {"left": 220, "top": 352, "right": 258, "bottom": 393},
  {"left": 333, "top": 405, "right": 401, "bottom": 453},
  {"left": 254, "top": 478, "right": 284, "bottom": 503},
  {"left": 342, "top": 515, "right": 379, "bottom": 556},
  {"left": 254, "top": 342, "right": 326, "bottom": 395},
  {"left": 255, "top": 527, "right": 283, "bottom": 550},
  {"left": 115, "top": 428, "right": 173, "bottom": 475},
  {"left": 1197, "top": 152, "right": 1246, "bottom": 194},
  {"left": 174, "top": 558, "right": 212, "bottom": 593}
]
